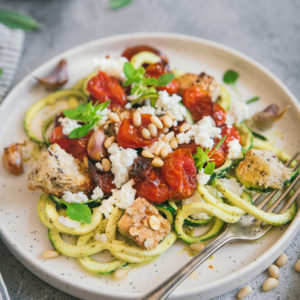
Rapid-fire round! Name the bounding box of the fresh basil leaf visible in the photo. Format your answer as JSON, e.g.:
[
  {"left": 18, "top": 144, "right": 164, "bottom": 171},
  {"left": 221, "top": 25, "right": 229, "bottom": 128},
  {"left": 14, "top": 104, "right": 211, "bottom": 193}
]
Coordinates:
[
  {"left": 68, "top": 122, "right": 94, "bottom": 139},
  {"left": 204, "top": 161, "right": 215, "bottom": 175},
  {"left": 123, "top": 62, "right": 136, "bottom": 80},
  {"left": 157, "top": 73, "right": 174, "bottom": 87},
  {"left": 145, "top": 77, "right": 158, "bottom": 86},
  {"left": 223, "top": 70, "right": 239, "bottom": 85},
  {"left": 63, "top": 202, "right": 92, "bottom": 224},
  {"left": 0, "top": 10, "right": 40, "bottom": 30},
  {"left": 110, "top": 0, "right": 132, "bottom": 10},
  {"left": 246, "top": 96, "right": 259, "bottom": 104}
]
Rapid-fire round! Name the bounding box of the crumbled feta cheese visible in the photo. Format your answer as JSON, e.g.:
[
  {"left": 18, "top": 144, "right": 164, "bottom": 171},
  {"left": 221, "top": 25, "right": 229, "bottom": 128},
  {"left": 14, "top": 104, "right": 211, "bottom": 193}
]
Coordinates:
[
  {"left": 58, "top": 117, "right": 80, "bottom": 135},
  {"left": 108, "top": 143, "right": 138, "bottom": 188},
  {"left": 196, "top": 169, "right": 211, "bottom": 185},
  {"left": 227, "top": 139, "right": 242, "bottom": 159},
  {"left": 155, "top": 91, "right": 187, "bottom": 121},
  {"left": 62, "top": 191, "right": 89, "bottom": 203},
  {"left": 137, "top": 105, "right": 156, "bottom": 115},
  {"left": 228, "top": 99, "right": 250, "bottom": 123},
  {"left": 58, "top": 216, "right": 81, "bottom": 229},
  {"left": 96, "top": 108, "right": 110, "bottom": 126},
  {"left": 95, "top": 162, "right": 103, "bottom": 171},
  {"left": 176, "top": 132, "right": 191, "bottom": 145},
  {"left": 91, "top": 186, "right": 104, "bottom": 200},
  {"left": 95, "top": 233, "right": 108, "bottom": 242},
  {"left": 99, "top": 180, "right": 136, "bottom": 218},
  {"left": 124, "top": 102, "right": 132, "bottom": 109},
  {"left": 96, "top": 56, "right": 128, "bottom": 81},
  {"left": 218, "top": 177, "right": 244, "bottom": 196}
]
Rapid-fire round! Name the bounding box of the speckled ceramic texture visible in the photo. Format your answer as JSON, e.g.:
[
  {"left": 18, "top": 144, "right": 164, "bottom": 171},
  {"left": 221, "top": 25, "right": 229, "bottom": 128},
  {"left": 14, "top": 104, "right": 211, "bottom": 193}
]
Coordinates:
[{"left": 0, "top": 33, "right": 299, "bottom": 300}]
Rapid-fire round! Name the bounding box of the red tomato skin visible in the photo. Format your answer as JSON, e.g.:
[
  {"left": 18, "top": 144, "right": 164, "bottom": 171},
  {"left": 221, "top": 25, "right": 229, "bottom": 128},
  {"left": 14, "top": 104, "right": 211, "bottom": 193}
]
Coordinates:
[
  {"left": 87, "top": 71, "right": 127, "bottom": 108},
  {"left": 208, "top": 145, "right": 226, "bottom": 168},
  {"left": 161, "top": 148, "right": 197, "bottom": 201},
  {"left": 218, "top": 125, "right": 241, "bottom": 152},
  {"left": 50, "top": 126, "right": 91, "bottom": 160},
  {"left": 130, "top": 157, "right": 169, "bottom": 204},
  {"left": 145, "top": 62, "right": 179, "bottom": 94},
  {"left": 182, "top": 86, "right": 226, "bottom": 126},
  {"left": 121, "top": 45, "right": 168, "bottom": 63},
  {"left": 117, "top": 114, "right": 160, "bottom": 148}
]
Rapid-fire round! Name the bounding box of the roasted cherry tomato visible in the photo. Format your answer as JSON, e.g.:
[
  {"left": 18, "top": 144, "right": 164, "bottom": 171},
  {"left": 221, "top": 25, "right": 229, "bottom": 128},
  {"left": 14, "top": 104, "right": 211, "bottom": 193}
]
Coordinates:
[
  {"left": 208, "top": 144, "right": 226, "bottom": 168},
  {"left": 218, "top": 125, "right": 241, "bottom": 152},
  {"left": 87, "top": 71, "right": 127, "bottom": 108},
  {"left": 130, "top": 157, "right": 169, "bottom": 204},
  {"left": 178, "top": 142, "right": 198, "bottom": 154},
  {"left": 161, "top": 148, "right": 197, "bottom": 200},
  {"left": 50, "top": 126, "right": 92, "bottom": 160},
  {"left": 145, "top": 62, "right": 179, "bottom": 94},
  {"left": 182, "top": 86, "right": 226, "bottom": 126},
  {"left": 121, "top": 44, "right": 168, "bottom": 63},
  {"left": 117, "top": 114, "right": 160, "bottom": 148}
]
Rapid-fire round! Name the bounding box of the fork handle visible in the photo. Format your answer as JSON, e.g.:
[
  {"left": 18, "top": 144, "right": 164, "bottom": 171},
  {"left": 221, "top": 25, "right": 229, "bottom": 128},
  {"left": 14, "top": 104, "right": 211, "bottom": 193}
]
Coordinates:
[{"left": 140, "top": 232, "right": 235, "bottom": 300}]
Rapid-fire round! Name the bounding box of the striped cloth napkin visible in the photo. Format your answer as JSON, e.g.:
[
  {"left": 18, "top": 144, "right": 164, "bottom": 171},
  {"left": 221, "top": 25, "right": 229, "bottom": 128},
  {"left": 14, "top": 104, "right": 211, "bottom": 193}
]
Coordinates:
[{"left": 0, "top": 23, "right": 25, "bottom": 101}]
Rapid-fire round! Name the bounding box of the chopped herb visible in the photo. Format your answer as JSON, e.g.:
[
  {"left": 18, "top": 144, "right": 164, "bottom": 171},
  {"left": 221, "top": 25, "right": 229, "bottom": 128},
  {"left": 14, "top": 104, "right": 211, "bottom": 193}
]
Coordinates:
[
  {"left": 110, "top": 0, "right": 132, "bottom": 10},
  {"left": 251, "top": 131, "right": 268, "bottom": 141},
  {"left": 123, "top": 62, "right": 174, "bottom": 100},
  {"left": 63, "top": 201, "right": 92, "bottom": 224},
  {"left": 64, "top": 100, "right": 109, "bottom": 138},
  {"left": 223, "top": 70, "right": 239, "bottom": 85},
  {"left": 193, "top": 136, "right": 227, "bottom": 175},
  {"left": 0, "top": 10, "right": 40, "bottom": 30},
  {"left": 246, "top": 96, "right": 260, "bottom": 104}
]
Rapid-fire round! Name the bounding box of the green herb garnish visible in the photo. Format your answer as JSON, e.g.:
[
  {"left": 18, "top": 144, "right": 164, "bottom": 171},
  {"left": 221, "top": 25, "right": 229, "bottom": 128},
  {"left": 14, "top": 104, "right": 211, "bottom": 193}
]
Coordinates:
[
  {"left": 63, "top": 202, "right": 92, "bottom": 224},
  {"left": 193, "top": 136, "right": 227, "bottom": 175},
  {"left": 0, "top": 10, "right": 40, "bottom": 30},
  {"left": 110, "top": 0, "right": 132, "bottom": 9},
  {"left": 123, "top": 62, "right": 174, "bottom": 99},
  {"left": 64, "top": 101, "right": 109, "bottom": 138},
  {"left": 246, "top": 96, "right": 260, "bottom": 104},
  {"left": 251, "top": 130, "right": 268, "bottom": 141},
  {"left": 223, "top": 70, "right": 239, "bottom": 85}
]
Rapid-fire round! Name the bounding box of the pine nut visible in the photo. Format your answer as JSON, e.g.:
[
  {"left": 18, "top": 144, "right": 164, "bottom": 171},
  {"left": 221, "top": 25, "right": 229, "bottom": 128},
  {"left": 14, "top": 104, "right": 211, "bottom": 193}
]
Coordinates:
[
  {"left": 160, "top": 145, "right": 170, "bottom": 158},
  {"left": 262, "top": 278, "right": 278, "bottom": 292},
  {"left": 133, "top": 110, "right": 142, "bottom": 126},
  {"left": 102, "top": 158, "right": 111, "bottom": 172},
  {"left": 170, "top": 137, "right": 178, "bottom": 149},
  {"left": 161, "top": 115, "right": 173, "bottom": 128},
  {"left": 83, "top": 156, "right": 89, "bottom": 168},
  {"left": 148, "top": 123, "right": 158, "bottom": 137},
  {"left": 268, "top": 264, "right": 280, "bottom": 279},
  {"left": 108, "top": 112, "right": 120, "bottom": 123},
  {"left": 162, "top": 131, "right": 175, "bottom": 142},
  {"left": 104, "top": 136, "right": 115, "bottom": 149},
  {"left": 141, "top": 128, "right": 150, "bottom": 139},
  {"left": 42, "top": 249, "right": 59, "bottom": 259},
  {"left": 189, "top": 242, "right": 205, "bottom": 252},
  {"left": 275, "top": 254, "right": 288, "bottom": 267},
  {"left": 166, "top": 110, "right": 176, "bottom": 120},
  {"left": 152, "top": 157, "right": 164, "bottom": 167},
  {"left": 154, "top": 142, "right": 164, "bottom": 156},
  {"left": 236, "top": 285, "right": 252, "bottom": 299},
  {"left": 294, "top": 259, "right": 300, "bottom": 272},
  {"left": 163, "top": 128, "right": 169, "bottom": 133},
  {"left": 142, "top": 150, "right": 154, "bottom": 159},
  {"left": 150, "top": 115, "right": 163, "bottom": 129},
  {"left": 113, "top": 268, "right": 128, "bottom": 280},
  {"left": 120, "top": 110, "right": 130, "bottom": 120},
  {"left": 179, "top": 123, "right": 191, "bottom": 132}
]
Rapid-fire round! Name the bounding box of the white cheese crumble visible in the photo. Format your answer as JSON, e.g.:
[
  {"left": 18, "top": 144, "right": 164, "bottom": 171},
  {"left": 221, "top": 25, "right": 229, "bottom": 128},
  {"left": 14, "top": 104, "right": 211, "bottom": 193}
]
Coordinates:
[
  {"left": 137, "top": 105, "right": 156, "bottom": 115},
  {"left": 99, "top": 179, "right": 136, "bottom": 218},
  {"left": 91, "top": 186, "right": 104, "bottom": 200},
  {"left": 196, "top": 169, "right": 211, "bottom": 185},
  {"left": 227, "top": 139, "right": 242, "bottom": 159},
  {"left": 95, "top": 233, "right": 108, "bottom": 242},
  {"left": 155, "top": 91, "right": 187, "bottom": 122},
  {"left": 108, "top": 143, "right": 138, "bottom": 188},
  {"left": 124, "top": 102, "right": 132, "bottom": 109},
  {"left": 228, "top": 99, "right": 250, "bottom": 123},
  {"left": 218, "top": 177, "right": 244, "bottom": 196},
  {"left": 96, "top": 56, "right": 128, "bottom": 81},
  {"left": 176, "top": 116, "right": 221, "bottom": 149},
  {"left": 58, "top": 216, "right": 81, "bottom": 229},
  {"left": 95, "top": 162, "right": 103, "bottom": 171},
  {"left": 62, "top": 191, "right": 88, "bottom": 203},
  {"left": 58, "top": 117, "right": 80, "bottom": 135}
]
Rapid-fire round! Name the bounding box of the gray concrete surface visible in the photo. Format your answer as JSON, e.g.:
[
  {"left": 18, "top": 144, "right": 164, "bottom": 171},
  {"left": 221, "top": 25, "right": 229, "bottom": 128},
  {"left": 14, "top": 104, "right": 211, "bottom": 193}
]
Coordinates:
[{"left": 0, "top": 0, "right": 300, "bottom": 299}]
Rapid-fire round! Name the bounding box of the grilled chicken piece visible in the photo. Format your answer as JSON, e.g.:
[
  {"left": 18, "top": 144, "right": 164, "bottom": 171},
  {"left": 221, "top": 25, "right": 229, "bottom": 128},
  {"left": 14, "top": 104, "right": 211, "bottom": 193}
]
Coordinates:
[
  {"left": 28, "top": 143, "right": 92, "bottom": 196},
  {"left": 177, "top": 72, "right": 220, "bottom": 100},
  {"left": 118, "top": 197, "right": 171, "bottom": 250}
]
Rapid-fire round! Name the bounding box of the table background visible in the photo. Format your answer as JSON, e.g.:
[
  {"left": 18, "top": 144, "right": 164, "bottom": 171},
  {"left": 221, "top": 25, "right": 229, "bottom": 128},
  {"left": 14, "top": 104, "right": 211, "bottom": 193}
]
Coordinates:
[{"left": 0, "top": 0, "right": 299, "bottom": 299}]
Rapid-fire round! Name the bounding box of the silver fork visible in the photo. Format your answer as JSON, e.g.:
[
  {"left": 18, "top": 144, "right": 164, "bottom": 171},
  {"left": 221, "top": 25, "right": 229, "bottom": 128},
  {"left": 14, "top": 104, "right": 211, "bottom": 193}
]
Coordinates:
[{"left": 141, "top": 152, "right": 300, "bottom": 300}]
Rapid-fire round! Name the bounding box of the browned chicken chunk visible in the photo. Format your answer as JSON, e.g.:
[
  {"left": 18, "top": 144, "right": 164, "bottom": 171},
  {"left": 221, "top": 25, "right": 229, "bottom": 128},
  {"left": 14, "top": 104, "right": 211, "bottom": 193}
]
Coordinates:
[{"left": 118, "top": 197, "right": 171, "bottom": 250}]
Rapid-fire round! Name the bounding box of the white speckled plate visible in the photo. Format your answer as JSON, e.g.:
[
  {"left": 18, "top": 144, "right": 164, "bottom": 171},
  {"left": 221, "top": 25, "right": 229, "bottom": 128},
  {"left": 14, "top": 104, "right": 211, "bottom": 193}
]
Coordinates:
[{"left": 0, "top": 33, "right": 299, "bottom": 300}]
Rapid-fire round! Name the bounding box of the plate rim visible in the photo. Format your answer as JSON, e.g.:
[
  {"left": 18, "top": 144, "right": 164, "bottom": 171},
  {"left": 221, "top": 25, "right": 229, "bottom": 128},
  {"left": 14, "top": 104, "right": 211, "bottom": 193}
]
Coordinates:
[{"left": 0, "top": 32, "right": 299, "bottom": 299}]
